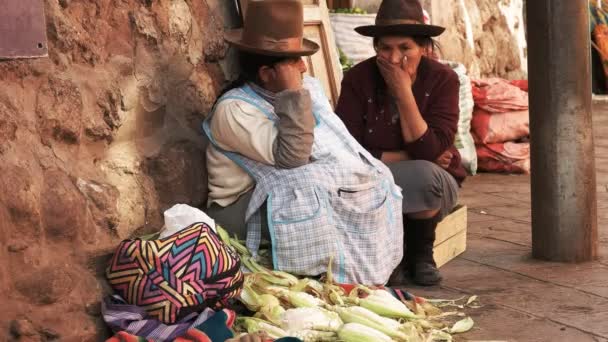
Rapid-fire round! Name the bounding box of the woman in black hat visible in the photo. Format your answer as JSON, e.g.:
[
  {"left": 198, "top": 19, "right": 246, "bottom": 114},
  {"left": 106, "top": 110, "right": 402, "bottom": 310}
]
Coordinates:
[{"left": 336, "top": 0, "right": 466, "bottom": 286}]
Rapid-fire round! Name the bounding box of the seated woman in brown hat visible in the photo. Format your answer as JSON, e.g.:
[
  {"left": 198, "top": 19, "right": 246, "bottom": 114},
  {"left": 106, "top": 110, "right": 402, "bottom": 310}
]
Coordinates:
[
  {"left": 336, "top": 0, "right": 466, "bottom": 286},
  {"left": 204, "top": 0, "right": 404, "bottom": 286}
]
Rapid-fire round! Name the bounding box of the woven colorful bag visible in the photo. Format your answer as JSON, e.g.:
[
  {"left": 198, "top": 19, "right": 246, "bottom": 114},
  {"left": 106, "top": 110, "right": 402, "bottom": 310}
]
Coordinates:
[{"left": 106, "top": 222, "right": 244, "bottom": 324}]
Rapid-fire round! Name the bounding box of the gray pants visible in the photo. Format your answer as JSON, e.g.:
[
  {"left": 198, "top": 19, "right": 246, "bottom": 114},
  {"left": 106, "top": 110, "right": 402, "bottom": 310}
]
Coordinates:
[
  {"left": 207, "top": 191, "right": 269, "bottom": 240},
  {"left": 388, "top": 160, "right": 459, "bottom": 220}
]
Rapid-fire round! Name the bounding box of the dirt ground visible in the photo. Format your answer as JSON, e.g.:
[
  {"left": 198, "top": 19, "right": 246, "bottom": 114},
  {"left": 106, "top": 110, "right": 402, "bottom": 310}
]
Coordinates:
[{"left": 402, "top": 102, "right": 608, "bottom": 342}]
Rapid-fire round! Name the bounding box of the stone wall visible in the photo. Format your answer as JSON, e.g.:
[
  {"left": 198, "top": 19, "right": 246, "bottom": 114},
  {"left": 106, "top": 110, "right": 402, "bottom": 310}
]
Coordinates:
[
  {"left": 430, "top": 0, "right": 527, "bottom": 79},
  {"left": 0, "top": 0, "right": 239, "bottom": 340}
]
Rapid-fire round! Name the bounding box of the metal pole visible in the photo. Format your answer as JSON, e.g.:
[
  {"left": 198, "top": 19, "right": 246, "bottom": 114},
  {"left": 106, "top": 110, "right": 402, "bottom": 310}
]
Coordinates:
[{"left": 527, "top": 0, "right": 598, "bottom": 261}]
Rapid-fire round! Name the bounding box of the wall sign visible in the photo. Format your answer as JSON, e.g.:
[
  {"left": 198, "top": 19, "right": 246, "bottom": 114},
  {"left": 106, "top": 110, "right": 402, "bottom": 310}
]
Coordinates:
[{"left": 0, "top": 0, "right": 48, "bottom": 59}]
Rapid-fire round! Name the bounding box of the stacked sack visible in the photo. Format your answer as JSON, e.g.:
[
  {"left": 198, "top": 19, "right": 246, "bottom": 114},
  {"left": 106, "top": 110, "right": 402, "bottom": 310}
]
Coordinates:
[{"left": 471, "top": 78, "right": 531, "bottom": 174}]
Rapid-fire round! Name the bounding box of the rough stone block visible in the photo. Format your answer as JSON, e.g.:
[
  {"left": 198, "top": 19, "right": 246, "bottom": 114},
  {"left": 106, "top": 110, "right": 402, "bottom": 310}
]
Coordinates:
[
  {"left": 14, "top": 266, "right": 75, "bottom": 305},
  {"left": 41, "top": 169, "right": 86, "bottom": 241}
]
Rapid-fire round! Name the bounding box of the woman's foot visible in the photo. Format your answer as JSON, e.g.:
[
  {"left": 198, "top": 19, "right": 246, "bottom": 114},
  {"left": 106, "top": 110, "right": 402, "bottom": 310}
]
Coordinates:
[
  {"left": 387, "top": 264, "right": 409, "bottom": 286},
  {"left": 410, "top": 261, "right": 442, "bottom": 286}
]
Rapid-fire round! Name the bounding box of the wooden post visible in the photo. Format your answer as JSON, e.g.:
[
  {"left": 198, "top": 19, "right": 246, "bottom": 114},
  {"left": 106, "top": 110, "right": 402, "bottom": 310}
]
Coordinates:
[{"left": 527, "top": 0, "right": 598, "bottom": 261}]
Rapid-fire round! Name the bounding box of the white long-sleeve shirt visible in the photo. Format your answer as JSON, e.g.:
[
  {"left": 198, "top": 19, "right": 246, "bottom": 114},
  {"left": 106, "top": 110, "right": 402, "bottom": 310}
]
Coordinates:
[{"left": 206, "top": 88, "right": 314, "bottom": 207}]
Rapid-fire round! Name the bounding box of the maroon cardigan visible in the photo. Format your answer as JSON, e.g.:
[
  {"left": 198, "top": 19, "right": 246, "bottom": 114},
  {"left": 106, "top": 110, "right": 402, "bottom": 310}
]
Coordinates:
[{"left": 335, "top": 56, "right": 466, "bottom": 184}]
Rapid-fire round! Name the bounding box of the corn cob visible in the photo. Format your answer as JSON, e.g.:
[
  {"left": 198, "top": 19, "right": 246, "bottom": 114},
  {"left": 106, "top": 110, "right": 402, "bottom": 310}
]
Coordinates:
[
  {"left": 255, "top": 301, "right": 285, "bottom": 326},
  {"left": 338, "top": 322, "right": 393, "bottom": 342},
  {"left": 328, "top": 289, "right": 345, "bottom": 306},
  {"left": 281, "top": 307, "right": 343, "bottom": 332},
  {"left": 291, "top": 278, "right": 325, "bottom": 294},
  {"left": 290, "top": 330, "right": 337, "bottom": 342},
  {"left": 335, "top": 306, "right": 409, "bottom": 341},
  {"left": 358, "top": 289, "right": 419, "bottom": 319},
  {"left": 263, "top": 286, "right": 325, "bottom": 308},
  {"left": 236, "top": 317, "right": 287, "bottom": 339},
  {"left": 287, "top": 290, "right": 325, "bottom": 308},
  {"left": 239, "top": 283, "right": 263, "bottom": 311}
]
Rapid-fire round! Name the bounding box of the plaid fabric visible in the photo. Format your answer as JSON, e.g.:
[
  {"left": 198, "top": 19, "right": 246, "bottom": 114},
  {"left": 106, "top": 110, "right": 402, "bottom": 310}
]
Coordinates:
[
  {"left": 204, "top": 77, "right": 403, "bottom": 285},
  {"left": 102, "top": 296, "right": 236, "bottom": 342}
]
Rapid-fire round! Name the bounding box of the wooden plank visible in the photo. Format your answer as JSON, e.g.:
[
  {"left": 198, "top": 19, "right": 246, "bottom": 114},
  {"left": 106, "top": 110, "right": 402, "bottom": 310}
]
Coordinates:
[
  {"left": 303, "top": 0, "right": 342, "bottom": 107},
  {"left": 0, "top": 0, "right": 48, "bottom": 59},
  {"left": 434, "top": 205, "right": 467, "bottom": 246},
  {"left": 433, "top": 204, "right": 467, "bottom": 268},
  {"left": 435, "top": 229, "right": 467, "bottom": 268}
]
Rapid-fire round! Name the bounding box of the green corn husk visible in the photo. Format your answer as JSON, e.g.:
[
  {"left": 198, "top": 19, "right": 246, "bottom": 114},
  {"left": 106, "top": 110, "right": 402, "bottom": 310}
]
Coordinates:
[
  {"left": 230, "top": 237, "right": 251, "bottom": 257},
  {"left": 338, "top": 322, "right": 393, "bottom": 342},
  {"left": 269, "top": 269, "right": 299, "bottom": 286},
  {"left": 258, "top": 293, "right": 281, "bottom": 307},
  {"left": 254, "top": 283, "right": 290, "bottom": 296},
  {"left": 281, "top": 307, "right": 343, "bottom": 332},
  {"left": 328, "top": 289, "right": 345, "bottom": 306},
  {"left": 236, "top": 317, "right": 287, "bottom": 339},
  {"left": 449, "top": 317, "right": 474, "bottom": 334},
  {"left": 241, "top": 256, "right": 267, "bottom": 274},
  {"left": 215, "top": 225, "right": 251, "bottom": 257},
  {"left": 429, "top": 329, "right": 454, "bottom": 341},
  {"left": 291, "top": 278, "right": 325, "bottom": 294},
  {"left": 255, "top": 301, "right": 285, "bottom": 326},
  {"left": 239, "top": 283, "right": 263, "bottom": 311},
  {"left": 249, "top": 275, "right": 281, "bottom": 293},
  {"left": 258, "top": 272, "right": 295, "bottom": 287},
  {"left": 401, "top": 322, "right": 423, "bottom": 342},
  {"left": 288, "top": 290, "right": 325, "bottom": 308},
  {"left": 239, "top": 283, "right": 284, "bottom": 314},
  {"left": 242, "top": 257, "right": 299, "bottom": 287},
  {"left": 465, "top": 295, "right": 478, "bottom": 306},
  {"left": 258, "top": 271, "right": 302, "bottom": 287},
  {"left": 264, "top": 286, "right": 325, "bottom": 308},
  {"left": 228, "top": 227, "right": 476, "bottom": 342},
  {"left": 421, "top": 301, "right": 443, "bottom": 317},
  {"left": 358, "top": 289, "right": 419, "bottom": 320},
  {"left": 216, "top": 225, "right": 232, "bottom": 246},
  {"left": 335, "top": 306, "right": 409, "bottom": 341}
]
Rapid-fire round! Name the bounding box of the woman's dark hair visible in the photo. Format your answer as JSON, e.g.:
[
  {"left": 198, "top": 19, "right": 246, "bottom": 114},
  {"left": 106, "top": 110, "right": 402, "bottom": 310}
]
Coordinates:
[
  {"left": 373, "top": 35, "right": 440, "bottom": 55},
  {"left": 216, "top": 51, "right": 296, "bottom": 99}
]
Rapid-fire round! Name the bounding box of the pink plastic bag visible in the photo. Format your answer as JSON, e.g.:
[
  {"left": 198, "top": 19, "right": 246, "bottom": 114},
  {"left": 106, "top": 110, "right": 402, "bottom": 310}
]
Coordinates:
[
  {"left": 471, "top": 108, "right": 529, "bottom": 144},
  {"left": 475, "top": 140, "right": 530, "bottom": 174},
  {"left": 472, "top": 78, "right": 529, "bottom": 113}
]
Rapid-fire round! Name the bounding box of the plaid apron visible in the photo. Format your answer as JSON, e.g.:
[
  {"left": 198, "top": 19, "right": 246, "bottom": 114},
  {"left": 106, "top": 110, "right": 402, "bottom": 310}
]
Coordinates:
[{"left": 203, "top": 77, "right": 403, "bottom": 285}]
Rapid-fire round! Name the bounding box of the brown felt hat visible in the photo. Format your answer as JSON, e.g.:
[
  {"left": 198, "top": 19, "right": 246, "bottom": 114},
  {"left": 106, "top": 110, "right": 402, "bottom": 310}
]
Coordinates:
[
  {"left": 224, "top": 0, "right": 320, "bottom": 57},
  {"left": 355, "top": 0, "right": 445, "bottom": 37}
]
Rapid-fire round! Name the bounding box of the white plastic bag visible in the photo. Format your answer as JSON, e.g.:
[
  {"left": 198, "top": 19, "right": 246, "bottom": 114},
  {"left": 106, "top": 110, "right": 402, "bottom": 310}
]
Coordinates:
[
  {"left": 442, "top": 60, "right": 478, "bottom": 175},
  {"left": 329, "top": 13, "right": 376, "bottom": 64},
  {"left": 160, "top": 204, "right": 216, "bottom": 238}
]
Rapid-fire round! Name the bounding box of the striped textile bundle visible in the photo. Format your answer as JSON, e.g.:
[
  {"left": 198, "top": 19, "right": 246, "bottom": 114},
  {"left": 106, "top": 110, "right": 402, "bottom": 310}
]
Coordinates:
[{"left": 106, "top": 222, "right": 244, "bottom": 324}]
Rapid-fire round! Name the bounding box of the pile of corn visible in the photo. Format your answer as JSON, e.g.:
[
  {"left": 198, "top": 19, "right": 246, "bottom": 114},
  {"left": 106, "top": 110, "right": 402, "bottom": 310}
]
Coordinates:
[{"left": 217, "top": 226, "right": 476, "bottom": 342}]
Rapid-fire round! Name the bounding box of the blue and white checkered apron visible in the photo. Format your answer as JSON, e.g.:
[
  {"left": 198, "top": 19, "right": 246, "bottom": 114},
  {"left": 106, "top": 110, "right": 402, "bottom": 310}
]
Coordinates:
[{"left": 204, "top": 77, "right": 403, "bottom": 285}]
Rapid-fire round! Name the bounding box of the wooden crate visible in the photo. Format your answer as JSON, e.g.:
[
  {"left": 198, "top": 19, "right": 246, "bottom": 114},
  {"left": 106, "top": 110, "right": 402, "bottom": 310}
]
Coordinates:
[{"left": 433, "top": 205, "right": 467, "bottom": 268}]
